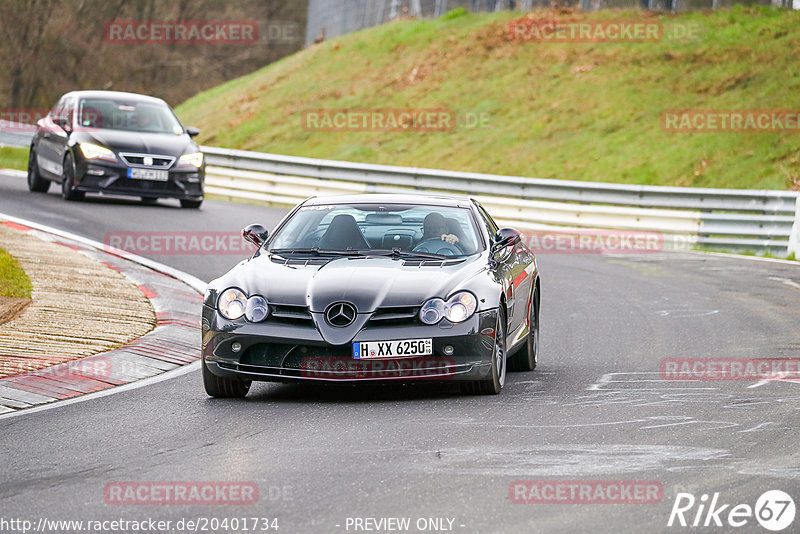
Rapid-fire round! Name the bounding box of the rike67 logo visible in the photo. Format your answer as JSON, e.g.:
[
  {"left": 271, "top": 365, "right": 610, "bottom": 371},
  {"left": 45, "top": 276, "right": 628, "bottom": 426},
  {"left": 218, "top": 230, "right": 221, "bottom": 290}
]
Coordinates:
[{"left": 668, "top": 490, "right": 795, "bottom": 531}]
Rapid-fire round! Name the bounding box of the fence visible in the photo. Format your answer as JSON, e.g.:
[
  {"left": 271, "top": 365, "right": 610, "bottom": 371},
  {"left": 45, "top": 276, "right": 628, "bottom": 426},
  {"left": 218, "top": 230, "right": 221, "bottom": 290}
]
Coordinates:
[
  {"left": 201, "top": 146, "right": 800, "bottom": 256},
  {"left": 0, "top": 125, "right": 35, "bottom": 149},
  {"left": 304, "top": 0, "right": 790, "bottom": 46},
  {"left": 3, "top": 128, "right": 798, "bottom": 255}
]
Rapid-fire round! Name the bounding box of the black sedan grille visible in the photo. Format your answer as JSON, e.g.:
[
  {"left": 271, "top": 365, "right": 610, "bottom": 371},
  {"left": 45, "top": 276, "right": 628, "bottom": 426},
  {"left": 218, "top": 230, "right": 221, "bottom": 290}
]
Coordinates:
[
  {"left": 119, "top": 153, "right": 175, "bottom": 168},
  {"left": 108, "top": 179, "right": 182, "bottom": 193},
  {"left": 261, "top": 304, "right": 418, "bottom": 326}
]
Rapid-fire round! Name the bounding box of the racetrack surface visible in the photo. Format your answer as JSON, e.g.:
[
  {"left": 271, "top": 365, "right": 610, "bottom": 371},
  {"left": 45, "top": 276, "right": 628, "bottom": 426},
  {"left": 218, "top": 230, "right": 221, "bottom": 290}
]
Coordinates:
[{"left": 1, "top": 171, "right": 799, "bottom": 533}]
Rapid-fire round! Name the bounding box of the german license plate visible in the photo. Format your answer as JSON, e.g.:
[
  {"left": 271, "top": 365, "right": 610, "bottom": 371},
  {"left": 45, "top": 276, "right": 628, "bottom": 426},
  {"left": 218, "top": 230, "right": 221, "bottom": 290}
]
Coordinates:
[
  {"left": 128, "top": 168, "right": 168, "bottom": 181},
  {"left": 353, "top": 339, "right": 433, "bottom": 359}
]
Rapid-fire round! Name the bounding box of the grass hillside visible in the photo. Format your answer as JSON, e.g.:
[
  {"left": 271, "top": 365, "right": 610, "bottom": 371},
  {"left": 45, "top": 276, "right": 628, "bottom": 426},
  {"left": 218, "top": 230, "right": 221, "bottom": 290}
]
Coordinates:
[{"left": 163, "top": 8, "right": 800, "bottom": 189}]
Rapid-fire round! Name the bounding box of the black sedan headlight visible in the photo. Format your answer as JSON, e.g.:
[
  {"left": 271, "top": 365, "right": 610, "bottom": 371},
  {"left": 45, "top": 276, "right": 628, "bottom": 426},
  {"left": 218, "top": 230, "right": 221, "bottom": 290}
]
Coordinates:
[
  {"left": 178, "top": 152, "right": 203, "bottom": 168},
  {"left": 420, "top": 291, "right": 477, "bottom": 324},
  {"left": 218, "top": 288, "right": 270, "bottom": 322},
  {"left": 244, "top": 295, "right": 269, "bottom": 322},
  {"left": 218, "top": 288, "right": 247, "bottom": 320}
]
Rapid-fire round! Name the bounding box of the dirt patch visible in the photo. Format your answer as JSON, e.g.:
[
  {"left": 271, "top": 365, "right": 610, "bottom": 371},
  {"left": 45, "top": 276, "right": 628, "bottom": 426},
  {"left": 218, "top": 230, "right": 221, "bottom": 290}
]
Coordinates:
[{"left": 0, "top": 296, "right": 30, "bottom": 325}]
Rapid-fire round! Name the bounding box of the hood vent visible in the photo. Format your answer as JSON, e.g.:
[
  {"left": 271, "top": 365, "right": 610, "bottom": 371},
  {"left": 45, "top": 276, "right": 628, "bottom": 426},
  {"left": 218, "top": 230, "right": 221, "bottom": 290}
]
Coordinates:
[
  {"left": 401, "top": 259, "right": 466, "bottom": 267},
  {"left": 270, "top": 256, "right": 331, "bottom": 267}
]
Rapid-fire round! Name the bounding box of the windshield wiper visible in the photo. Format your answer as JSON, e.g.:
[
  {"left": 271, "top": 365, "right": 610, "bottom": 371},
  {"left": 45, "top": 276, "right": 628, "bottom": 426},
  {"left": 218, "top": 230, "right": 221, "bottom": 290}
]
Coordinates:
[
  {"left": 270, "top": 247, "right": 365, "bottom": 257},
  {"left": 361, "top": 248, "right": 448, "bottom": 260}
]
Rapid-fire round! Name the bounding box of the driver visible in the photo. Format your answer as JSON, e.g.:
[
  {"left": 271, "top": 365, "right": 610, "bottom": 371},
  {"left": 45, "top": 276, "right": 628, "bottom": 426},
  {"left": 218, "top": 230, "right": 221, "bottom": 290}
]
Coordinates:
[
  {"left": 134, "top": 108, "right": 155, "bottom": 131},
  {"left": 422, "top": 212, "right": 459, "bottom": 245}
]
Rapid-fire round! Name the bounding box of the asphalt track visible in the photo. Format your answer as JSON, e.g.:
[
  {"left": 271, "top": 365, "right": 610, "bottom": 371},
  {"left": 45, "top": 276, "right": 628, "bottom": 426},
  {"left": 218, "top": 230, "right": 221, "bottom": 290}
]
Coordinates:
[{"left": 1, "top": 171, "right": 799, "bottom": 533}]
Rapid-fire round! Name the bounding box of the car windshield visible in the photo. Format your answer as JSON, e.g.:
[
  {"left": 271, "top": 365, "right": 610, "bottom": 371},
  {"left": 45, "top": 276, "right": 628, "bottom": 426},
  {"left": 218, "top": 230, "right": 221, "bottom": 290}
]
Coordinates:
[
  {"left": 269, "top": 203, "right": 483, "bottom": 258},
  {"left": 77, "top": 98, "right": 184, "bottom": 134}
]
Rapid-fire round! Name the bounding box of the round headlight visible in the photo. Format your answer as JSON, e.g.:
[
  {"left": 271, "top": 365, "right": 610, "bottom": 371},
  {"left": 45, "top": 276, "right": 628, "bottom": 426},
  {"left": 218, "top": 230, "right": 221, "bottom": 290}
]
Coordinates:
[
  {"left": 419, "top": 298, "right": 445, "bottom": 325},
  {"left": 444, "top": 292, "right": 477, "bottom": 323},
  {"left": 245, "top": 295, "right": 269, "bottom": 322},
  {"left": 218, "top": 288, "right": 247, "bottom": 320}
]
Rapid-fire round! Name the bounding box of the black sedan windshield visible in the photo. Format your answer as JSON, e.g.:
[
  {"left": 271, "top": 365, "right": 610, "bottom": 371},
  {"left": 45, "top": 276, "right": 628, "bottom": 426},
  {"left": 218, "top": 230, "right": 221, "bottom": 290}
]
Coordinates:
[
  {"left": 77, "top": 98, "right": 184, "bottom": 134},
  {"left": 270, "top": 203, "right": 483, "bottom": 256}
]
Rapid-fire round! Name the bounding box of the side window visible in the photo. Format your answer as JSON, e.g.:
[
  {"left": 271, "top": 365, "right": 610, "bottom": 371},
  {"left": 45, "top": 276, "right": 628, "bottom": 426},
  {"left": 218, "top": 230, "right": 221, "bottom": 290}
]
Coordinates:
[
  {"left": 49, "top": 98, "right": 65, "bottom": 120},
  {"left": 62, "top": 97, "right": 75, "bottom": 127}
]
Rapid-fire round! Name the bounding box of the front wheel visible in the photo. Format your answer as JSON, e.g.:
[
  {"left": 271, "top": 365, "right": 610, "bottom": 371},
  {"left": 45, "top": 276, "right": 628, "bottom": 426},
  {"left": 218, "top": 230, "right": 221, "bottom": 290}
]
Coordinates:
[
  {"left": 61, "top": 153, "right": 84, "bottom": 201},
  {"left": 202, "top": 359, "right": 251, "bottom": 398},
  {"left": 180, "top": 198, "right": 203, "bottom": 209},
  {"left": 462, "top": 309, "right": 506, "bottom": 395},
  {"left": 27, "top": 149, "right": 50, "bottom": 193}
]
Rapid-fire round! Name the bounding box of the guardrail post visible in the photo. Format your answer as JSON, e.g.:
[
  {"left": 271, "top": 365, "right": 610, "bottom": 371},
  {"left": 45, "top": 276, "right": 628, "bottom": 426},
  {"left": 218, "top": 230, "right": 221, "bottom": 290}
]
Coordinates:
[{"left": 789, "top": 195, "right": 800, "bottom": 257}]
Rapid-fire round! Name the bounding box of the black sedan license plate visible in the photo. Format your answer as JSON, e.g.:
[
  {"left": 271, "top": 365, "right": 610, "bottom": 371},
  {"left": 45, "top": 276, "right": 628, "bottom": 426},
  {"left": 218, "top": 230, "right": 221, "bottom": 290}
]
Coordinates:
[
  {"left": 128, "top": 168, "right": 169, "bottom": 181},
  {"left": 353, "top": 339, "right": 433, "bottom": 359}
]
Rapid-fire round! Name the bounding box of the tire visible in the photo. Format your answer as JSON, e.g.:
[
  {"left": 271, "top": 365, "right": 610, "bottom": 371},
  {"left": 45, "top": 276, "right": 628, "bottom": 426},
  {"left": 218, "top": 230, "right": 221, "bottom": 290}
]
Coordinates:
[
  {"left": 180, "top": 198, "right": 203, "bottom": 209},
  {"left": 462, "top": 308, "right": 507, "bottom": 395},
  {"left": 202, "top": 359, "right": 251, "bottom": 398},
  {"left": 508, "top": 286, "right": 538, "bottom": 372},
  {"left": 60, "top": 153, "right": 84, "bottom": 201},
  {"left": 140, "top": 197, "right": 159, "bottom": 205},
  {"left": 27, "top": 149, "right": 50, "bottom": 193}
]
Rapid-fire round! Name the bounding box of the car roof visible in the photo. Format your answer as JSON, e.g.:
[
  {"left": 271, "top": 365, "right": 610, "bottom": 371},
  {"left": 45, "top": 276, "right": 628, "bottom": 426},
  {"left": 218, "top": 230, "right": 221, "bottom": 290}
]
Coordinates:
[
  {"left": 60, "top": 90, "right": 168, "bottom": 106},
  {"left": 302, "top": 193, "right": 474, "bottom": 208}
]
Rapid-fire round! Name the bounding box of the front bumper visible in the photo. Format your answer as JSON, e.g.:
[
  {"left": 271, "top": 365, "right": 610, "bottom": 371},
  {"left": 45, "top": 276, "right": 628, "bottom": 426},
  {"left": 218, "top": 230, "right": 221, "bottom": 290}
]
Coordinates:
[
  {"left": 201, "top": 306, "right": 498, "bottom": 383},
  {"left": 74, "top": 159, "right": 204, "bottom": 200}
]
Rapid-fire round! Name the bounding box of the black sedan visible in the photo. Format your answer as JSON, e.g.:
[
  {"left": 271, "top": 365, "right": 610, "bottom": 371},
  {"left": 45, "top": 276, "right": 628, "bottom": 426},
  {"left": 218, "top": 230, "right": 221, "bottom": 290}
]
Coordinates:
[
  {"left": 201, "top": 194, "right": 540, "bottom": 397},
  {"left": 27, "top": 90, "right": 204, "bottom": 208}
]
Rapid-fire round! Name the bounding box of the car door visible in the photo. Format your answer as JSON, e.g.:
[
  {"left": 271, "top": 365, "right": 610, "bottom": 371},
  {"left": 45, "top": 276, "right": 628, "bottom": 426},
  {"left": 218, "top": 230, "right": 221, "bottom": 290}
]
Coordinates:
[
  {"left": 473, "top": 202, "right": 517, "bottom": 332},
  {"left": 36, "top": 97, "right": 69, "bottom": 178},
  {"left": 50, "top": 95, "right": 74, "bottom": 178},
  {"left": 475, "top": 202, "right": 533, "bottom": 339}
]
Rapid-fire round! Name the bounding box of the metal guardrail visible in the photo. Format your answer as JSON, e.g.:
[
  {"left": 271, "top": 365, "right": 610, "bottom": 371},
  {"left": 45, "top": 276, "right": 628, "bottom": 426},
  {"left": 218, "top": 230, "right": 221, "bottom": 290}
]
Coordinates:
[
  {"left": 201, "top": 146, "right": 800, "bottom": 255},
  {"left": 1, "top": 132, "right": 797, "bottom": 254},
  {"left": 0, "top": 127, "right": 34, "bottom": 149}
]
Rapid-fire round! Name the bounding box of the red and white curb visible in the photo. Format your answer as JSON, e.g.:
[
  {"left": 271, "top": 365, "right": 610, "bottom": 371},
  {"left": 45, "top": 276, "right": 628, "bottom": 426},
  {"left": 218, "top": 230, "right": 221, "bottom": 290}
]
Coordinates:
[{"left": 0, "top": 214, "right": 207, "bottom": 419}]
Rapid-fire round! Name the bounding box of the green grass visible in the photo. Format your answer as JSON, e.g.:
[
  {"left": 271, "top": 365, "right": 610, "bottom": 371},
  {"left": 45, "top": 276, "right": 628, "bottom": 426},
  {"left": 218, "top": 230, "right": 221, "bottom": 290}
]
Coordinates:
[
  {"left": 176, "top": 6, "right": 800, "bottom": 190},
  {"left": 0, "top": 147, "right": 27, "bottom": 171},
  {"left": 0, "top": 248, "right": 32, "bottom": 299}
]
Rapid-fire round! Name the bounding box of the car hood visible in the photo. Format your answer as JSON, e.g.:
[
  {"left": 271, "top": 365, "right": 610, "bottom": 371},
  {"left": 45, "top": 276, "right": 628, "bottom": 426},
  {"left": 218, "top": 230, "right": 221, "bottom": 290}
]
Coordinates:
[
  {"left": 231, "top": 254, "right": 484, "bottom": 311},
  {"left": 208, "top": 253, "right": 492, "bottom": 346},
  {"left": 74, "top": 129, "right": 197, "bottom": 156}
]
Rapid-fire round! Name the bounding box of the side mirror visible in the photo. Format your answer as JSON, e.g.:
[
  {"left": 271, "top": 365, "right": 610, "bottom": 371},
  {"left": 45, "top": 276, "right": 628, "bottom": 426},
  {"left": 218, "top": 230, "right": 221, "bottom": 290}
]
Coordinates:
[
  {"left": 492, "top": 228, "right": 521, "bottom": 251},
  {"left": 242, "top": 224, "right": 269, "bottom": 248},
  {"left": 56, "top": 117, "right": 71, "bottom": 133},
  {"left": 186, "top": 126, "right": 200, "bottom": 137}
]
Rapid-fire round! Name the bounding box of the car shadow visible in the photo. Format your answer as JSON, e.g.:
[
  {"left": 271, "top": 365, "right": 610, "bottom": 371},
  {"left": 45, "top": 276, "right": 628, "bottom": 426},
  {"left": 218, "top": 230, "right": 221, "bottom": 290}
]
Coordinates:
[
  {"left": 244, "top": 380, "right": 467, "bottom": 404},
  {"left": 49, "top": 191, "right": 184, "bottom": 209}
]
